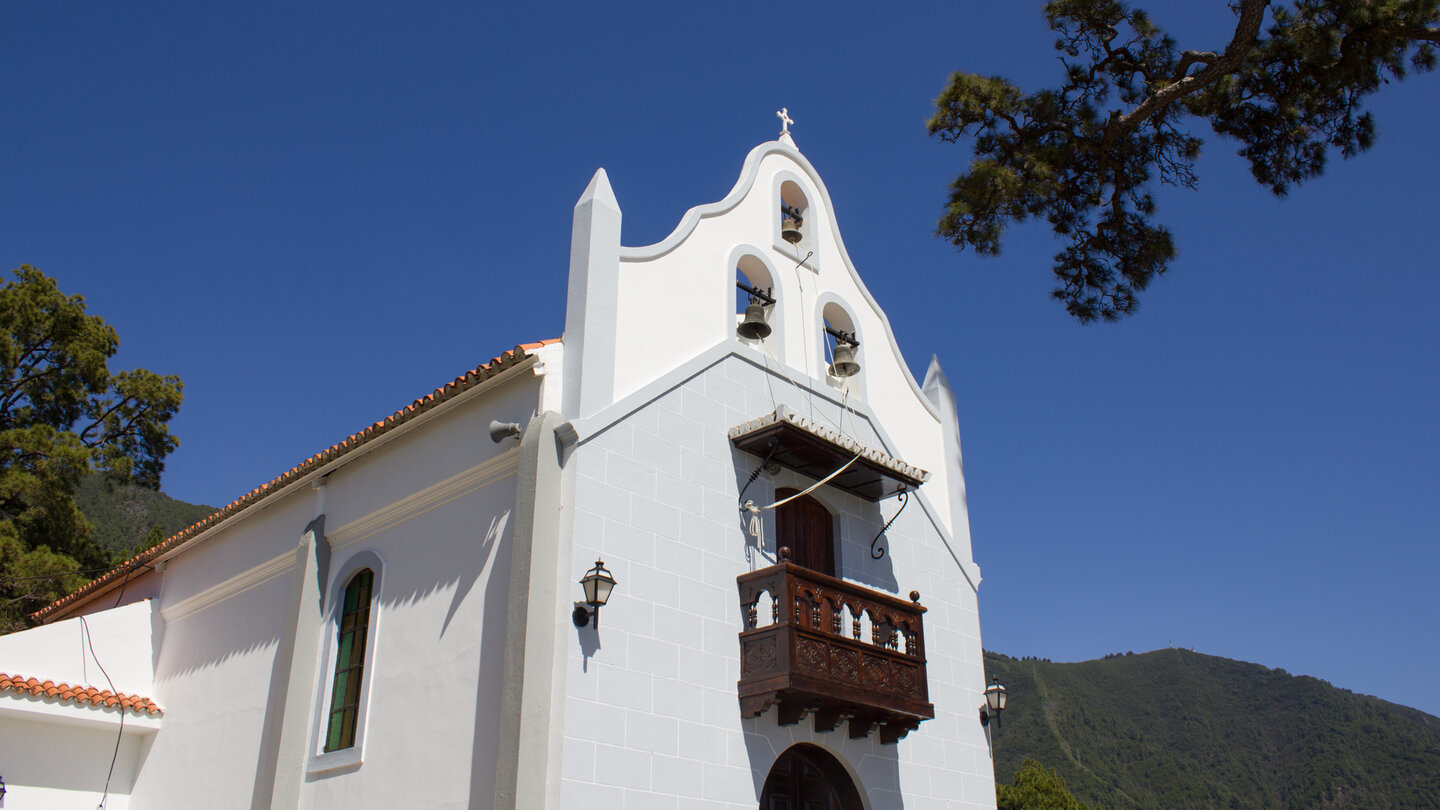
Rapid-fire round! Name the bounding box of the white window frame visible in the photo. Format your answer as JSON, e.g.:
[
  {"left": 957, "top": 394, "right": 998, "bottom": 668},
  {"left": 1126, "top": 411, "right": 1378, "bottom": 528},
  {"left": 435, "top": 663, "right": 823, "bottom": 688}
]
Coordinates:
[{"left": 307, "top": 550, "right": 385, "bottom": 775}]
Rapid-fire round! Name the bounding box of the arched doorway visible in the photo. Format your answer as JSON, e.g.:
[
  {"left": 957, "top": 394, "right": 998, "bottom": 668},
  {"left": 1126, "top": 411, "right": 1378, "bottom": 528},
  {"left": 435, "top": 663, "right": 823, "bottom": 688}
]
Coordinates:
[
  {"left": 760, "top": 744, "right": 864, "bottom": 810},
  {"left": 775, "top": 488, "right": 834, "bottom": 577}
]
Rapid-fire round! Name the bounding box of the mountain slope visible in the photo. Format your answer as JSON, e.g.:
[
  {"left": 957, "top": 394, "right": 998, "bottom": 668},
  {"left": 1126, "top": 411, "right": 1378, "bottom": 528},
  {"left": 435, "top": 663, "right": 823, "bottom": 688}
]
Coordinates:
[
  {"left": 74, "top": 474, "right": 215, "bottom": 561},
  {"left": 984, "top": 649, "right": 1440, "bottom": 809}
]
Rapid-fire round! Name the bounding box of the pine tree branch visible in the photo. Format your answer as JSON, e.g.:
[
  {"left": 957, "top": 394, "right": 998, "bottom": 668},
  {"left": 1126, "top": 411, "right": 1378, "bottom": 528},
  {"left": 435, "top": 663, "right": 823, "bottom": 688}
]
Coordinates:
[
  {"left": 1111, "top": 0, "right": 1269, "bottom": 137},
  {"left": 1173, "top": 51, "right": 1219, "bottom": 80},
  {"left": 77, "top": 396, "right": 153, "bottom": 449}
]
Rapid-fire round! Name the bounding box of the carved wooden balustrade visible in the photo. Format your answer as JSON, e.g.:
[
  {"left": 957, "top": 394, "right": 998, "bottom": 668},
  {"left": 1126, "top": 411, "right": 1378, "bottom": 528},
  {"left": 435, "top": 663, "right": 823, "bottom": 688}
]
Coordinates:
[{"left": 736, "top": 549, "right": 933, "bottom": 744}]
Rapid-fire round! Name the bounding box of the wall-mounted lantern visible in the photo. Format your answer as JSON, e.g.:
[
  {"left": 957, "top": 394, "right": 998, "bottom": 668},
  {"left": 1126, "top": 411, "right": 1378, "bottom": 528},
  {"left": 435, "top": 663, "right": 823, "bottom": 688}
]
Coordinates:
[
  {"left": 980, "top": 676, "right": 1008, "bottom": 728},
  {"left": 572, "top": 559, "right": 617, "bottom": 629},
  {"left": 1, "top": 773, "right": 7, "bottom": 806}
]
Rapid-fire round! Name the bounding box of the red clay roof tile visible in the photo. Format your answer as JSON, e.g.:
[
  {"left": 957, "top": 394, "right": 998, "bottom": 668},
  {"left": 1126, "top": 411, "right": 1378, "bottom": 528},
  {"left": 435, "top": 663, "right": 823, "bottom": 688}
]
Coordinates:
[
  {"left": 0, "top": 673, "right": 163, "bottom": 716},
  {"left": 33, "top": 339, "right": 561, "bottom": 623}
]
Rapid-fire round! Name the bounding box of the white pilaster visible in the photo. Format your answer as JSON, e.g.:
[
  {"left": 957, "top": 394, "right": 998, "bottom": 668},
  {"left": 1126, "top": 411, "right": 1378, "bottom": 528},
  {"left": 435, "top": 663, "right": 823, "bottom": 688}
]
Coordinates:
[{"left": 562, "top": 169, "right": 623, "bottom": 420}]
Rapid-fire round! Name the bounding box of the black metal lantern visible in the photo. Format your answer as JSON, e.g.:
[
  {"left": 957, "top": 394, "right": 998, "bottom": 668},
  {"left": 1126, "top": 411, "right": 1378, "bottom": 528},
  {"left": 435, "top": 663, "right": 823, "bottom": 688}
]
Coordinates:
[
  {"left": 981, "top": 676, "right": 1008, "bottom": 728},
  {"left": 572, "top": 559, "right": 617, "bottom": 629}
]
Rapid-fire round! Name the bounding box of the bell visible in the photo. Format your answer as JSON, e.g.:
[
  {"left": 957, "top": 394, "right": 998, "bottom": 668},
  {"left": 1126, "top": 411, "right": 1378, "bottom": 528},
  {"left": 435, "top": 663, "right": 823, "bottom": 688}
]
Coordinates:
[
  {"left": 737, "top": 302, "right": 772, "bottom": 340},
  {"left": 781, "top": 216, "right": 802, "bottom": 244},
  {"left": 829, "top": 341, "right": 860, "bottom": 378}
]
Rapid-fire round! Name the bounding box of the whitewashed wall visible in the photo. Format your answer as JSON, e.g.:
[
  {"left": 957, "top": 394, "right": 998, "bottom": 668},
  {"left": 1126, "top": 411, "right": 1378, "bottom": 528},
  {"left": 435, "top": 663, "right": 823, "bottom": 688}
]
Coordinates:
[
  {"left": 0, "top": 600, "right": 160, "bottom": 809},
  {"left": 9, "top": 137, "right": 993, "bottom": 810},
  {"left": 556, "top": 139, "right": 995, "bottom": 809},
  {"left": 559, "top": 358, "right": 993, "bottom": 809},
  {"left": 115, "top": 369, "right": 543, "bottom": 810},
  {"left": 0, "top": 713, "right": 154, "bottom": 810},
  {"left": 0, "top": 599, "right": 156, "bottom": 696}
]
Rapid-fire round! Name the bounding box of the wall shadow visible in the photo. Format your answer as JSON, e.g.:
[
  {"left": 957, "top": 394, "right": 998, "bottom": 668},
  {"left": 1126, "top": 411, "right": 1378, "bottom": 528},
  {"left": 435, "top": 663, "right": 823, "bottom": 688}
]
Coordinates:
[{"left": 842, "top": 499, "right": 899, "bottom": 594}]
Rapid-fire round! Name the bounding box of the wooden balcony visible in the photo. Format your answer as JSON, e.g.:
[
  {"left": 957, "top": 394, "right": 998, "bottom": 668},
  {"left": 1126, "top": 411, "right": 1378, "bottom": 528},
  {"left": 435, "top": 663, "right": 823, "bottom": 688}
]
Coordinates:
[{"left": 736, "top": 551, "right": 933, "bottom": 744}]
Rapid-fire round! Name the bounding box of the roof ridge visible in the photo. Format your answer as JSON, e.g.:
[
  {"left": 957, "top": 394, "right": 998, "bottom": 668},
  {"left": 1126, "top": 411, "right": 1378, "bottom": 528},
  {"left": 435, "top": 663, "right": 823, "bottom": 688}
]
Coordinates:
[{"left": 32, "top": 338, "right": 562, "bottom": 623}]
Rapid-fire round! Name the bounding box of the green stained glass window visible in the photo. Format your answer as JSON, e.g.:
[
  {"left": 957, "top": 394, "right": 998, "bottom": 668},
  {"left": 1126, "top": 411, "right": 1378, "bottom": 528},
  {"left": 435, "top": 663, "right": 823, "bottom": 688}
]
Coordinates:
[{"left": 324, "top": 568, "right": 373, "bottom": 752}]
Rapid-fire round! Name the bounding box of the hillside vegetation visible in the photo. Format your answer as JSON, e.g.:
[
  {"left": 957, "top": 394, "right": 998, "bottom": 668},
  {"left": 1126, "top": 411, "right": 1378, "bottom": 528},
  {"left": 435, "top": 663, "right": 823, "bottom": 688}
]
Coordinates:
[
  {"left": 985, "top": 650, "right": 1440, "bottom": 809},
  {"left": 75, "top": 474, "right": 215, "bottom": 562}
]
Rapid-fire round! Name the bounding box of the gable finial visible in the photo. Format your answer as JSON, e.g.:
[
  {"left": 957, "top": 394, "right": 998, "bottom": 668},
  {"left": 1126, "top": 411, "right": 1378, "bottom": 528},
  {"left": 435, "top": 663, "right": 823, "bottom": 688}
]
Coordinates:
[{"left": 776, "top": 107, "right": 795, "bottom": 145}]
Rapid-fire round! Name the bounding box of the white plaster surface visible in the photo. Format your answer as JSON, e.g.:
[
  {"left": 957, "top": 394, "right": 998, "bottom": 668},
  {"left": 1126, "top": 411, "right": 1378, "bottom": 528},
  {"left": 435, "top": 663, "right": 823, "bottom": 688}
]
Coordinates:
[
  {"left": 0, "top": 713, "right": 150, "bottom": 809},
  {"left": 2, "top": 138, "right": 995, "bottom": 810},
  {"left": 559, "top": 355, "right": 993, "bottom": 809},
  {"left": 558, "top": 139, "right": 994, "bottom": 809},
  {"left": 0, "top": 599, "right": 156, "bottom": 696}
]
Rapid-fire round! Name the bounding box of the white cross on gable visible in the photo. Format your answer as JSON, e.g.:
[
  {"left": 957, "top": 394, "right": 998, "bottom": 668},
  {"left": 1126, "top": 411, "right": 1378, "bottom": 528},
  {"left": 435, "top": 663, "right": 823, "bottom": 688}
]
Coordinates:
[{"left": 776, "top": 108, "right": 793, "bottom": 135}]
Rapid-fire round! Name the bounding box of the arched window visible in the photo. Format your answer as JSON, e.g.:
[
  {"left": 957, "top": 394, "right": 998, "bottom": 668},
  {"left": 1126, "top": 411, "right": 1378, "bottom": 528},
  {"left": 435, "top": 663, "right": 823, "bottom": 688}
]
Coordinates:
[
  {"left": 760, "top": 744, "right": 864, "bottom": 810},
  {"left": 775, "top": 488, "right": 834, "bottom": 577},
  {"left": 324, "top": 568, "right": 374, "bottom": 752}
]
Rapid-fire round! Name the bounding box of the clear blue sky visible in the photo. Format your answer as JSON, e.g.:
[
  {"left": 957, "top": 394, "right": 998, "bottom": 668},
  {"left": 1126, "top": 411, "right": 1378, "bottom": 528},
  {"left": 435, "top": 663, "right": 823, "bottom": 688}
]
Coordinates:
[{"left": 5, "top": 2, "right": 1437, "bottom": 717}]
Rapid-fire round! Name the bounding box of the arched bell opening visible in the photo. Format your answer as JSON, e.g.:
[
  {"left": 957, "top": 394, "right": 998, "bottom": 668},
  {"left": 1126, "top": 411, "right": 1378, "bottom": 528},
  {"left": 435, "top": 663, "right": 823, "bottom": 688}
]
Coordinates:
[
  {"left": 820, "top": 301, "right": 862, "bottom": 390},
  {"left": 759, "top": 743, "right": 865, "bottom": 810},
  {"left": 778, "top": 180, "right": 812, "bottom": 255},
  {"left": 736, "top": 255, "right": 778, "bottom": 343}
]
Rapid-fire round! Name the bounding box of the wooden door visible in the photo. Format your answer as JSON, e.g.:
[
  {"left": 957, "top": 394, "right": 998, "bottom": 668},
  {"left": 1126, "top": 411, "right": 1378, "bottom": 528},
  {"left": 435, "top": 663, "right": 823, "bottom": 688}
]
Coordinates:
[{"left": 775, "top": 488, "right": 834, "bottom": 577}]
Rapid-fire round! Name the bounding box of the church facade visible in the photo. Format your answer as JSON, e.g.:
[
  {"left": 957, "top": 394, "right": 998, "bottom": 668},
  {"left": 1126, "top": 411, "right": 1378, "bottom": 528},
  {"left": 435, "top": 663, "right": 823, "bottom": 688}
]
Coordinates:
[{"left": 0, "top": 126, "right": 998, "bottom": 809}]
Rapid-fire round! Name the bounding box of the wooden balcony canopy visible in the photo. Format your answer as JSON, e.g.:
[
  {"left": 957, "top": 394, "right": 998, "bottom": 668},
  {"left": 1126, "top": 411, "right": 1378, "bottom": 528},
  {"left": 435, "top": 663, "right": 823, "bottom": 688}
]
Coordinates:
[
  {"left": 736, "top": 553, "right": 933, "bottom": 744},
  {"left": 729, "top": 406, "right": 928, "bottom": 502}
]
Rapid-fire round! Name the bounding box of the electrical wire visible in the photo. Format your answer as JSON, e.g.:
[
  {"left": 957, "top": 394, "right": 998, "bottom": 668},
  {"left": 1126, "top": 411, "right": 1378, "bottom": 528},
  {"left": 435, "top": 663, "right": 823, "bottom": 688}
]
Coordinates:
[
  {"left": 110, "top": 563, "right": 144, "bottom": 609},
  {"left": 79, "top": 616, "right": 124, "bottom": 810},
  {"left": 758, "top": 337, "right": 850, "bottom": 436},
  {"left": 741, "top": 447, "right": 865, "bottom": 539}
]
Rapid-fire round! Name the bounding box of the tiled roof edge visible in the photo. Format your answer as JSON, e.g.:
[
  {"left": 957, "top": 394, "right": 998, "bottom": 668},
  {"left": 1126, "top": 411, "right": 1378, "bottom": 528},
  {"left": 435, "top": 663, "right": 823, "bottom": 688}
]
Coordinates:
[
  {"left": 728, "top": 404, "right": 931, "bottom": 483},
  {"left": 0, "top": 672, "right": 163, "bottom": 716},
  {"left": 33, "top": 338, "right": 561, "bottom": 623}
]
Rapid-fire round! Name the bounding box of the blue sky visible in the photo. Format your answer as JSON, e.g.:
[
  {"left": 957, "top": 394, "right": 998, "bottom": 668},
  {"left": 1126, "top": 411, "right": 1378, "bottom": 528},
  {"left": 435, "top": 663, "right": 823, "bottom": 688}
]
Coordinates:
[{"left": 5, "top": 2, "right": 1437, "bottom": 717}]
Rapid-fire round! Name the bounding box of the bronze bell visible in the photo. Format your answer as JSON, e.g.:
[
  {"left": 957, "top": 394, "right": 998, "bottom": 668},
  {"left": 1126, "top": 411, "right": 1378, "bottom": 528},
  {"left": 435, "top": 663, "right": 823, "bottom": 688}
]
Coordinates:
[
  {"left": 829, "top": 340, "right": 860, "bottom": 378},
  {"left": 781, "top": 216, "right": 802, "bottom": 244},
  {"left": 737, "top": 302, "right": 772, "bottom": 340}
]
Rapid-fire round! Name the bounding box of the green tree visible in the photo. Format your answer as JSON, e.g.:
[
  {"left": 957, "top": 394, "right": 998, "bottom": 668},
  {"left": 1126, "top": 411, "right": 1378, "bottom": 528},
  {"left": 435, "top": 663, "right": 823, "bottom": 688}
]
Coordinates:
[
  {"left": 132, "top": 522, "right": 167, "bottom": 560},
  {"left": 1, "top": 265, "right": 183, "bottom": 631},
  {"left": 998, "top": 759, "right": 1095, "bottom": 810},
  {"left": 929, "top": 0, "right": 1439, "bottom": 322}
]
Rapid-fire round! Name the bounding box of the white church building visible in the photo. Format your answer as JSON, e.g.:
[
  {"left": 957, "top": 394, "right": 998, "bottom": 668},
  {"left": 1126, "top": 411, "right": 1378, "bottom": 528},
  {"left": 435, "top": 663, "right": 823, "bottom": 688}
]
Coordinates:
[{"left": 0, "top": 120, "right": 999, "bottom": 809}]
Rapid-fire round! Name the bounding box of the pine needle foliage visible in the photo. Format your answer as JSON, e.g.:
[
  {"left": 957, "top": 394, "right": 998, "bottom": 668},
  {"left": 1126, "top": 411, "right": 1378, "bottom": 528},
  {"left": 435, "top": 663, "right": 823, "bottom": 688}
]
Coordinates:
[
  {"left": 0, "top": 266, "right": 184, "bottom": 631},
  {"left": 929, "top": 1, "right": 1439, "bottom": 322}
]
